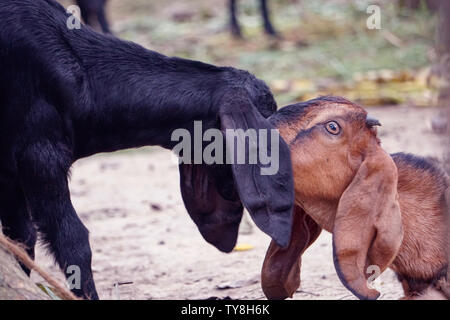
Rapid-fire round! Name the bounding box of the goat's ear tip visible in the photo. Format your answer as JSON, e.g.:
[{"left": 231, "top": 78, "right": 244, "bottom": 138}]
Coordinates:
[
  {"left": 271, "top": 222, "right": 293, "bottom": 249},
  {"left": 359, "top": 290, "right": 381, "bottom": 300},
  {"left": 276, "top": 239, "right": 290, "bottom": 249},
  {"left": 218, "top": 245, "right": 236, "bottom": 253},
  {"left": 371, "top": 292, "right": 381, "bottom": 300},
  {"left": 206, "top": 233, "right": 238, "bottom": 253},
  {"left": 257, "top": 217, "right": 292, "bottom": 249}
]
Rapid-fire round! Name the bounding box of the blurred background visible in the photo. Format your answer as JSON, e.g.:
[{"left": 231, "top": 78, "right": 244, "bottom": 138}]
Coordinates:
[
  {"left": 60, "top": 0, "right": 450, "bottom": 107},
  {"left": 32, "top": 0, "right": 447, "bottom": 299}
]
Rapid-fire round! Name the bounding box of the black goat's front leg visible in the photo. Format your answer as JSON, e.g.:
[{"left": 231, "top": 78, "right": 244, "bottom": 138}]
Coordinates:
[
  {"left": 17, "top": 143, "right": 98, "bottom": 300},
  {"left": 0, "top": 184, "right": 37, "bottom": 276},
  {"left": 260, "top": 0, "right": 277, "bottom": 36},
  {"left": 229, "top": 0, "right": 242, "bottom": 38}
]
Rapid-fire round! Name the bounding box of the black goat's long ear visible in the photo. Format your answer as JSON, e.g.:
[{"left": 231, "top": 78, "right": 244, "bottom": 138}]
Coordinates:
[
  {"left": 179, "top": 163, "right": 244, "bottom": 252},
  {"left": 219, "top": 95, "right": 295, "bottom": 248}
]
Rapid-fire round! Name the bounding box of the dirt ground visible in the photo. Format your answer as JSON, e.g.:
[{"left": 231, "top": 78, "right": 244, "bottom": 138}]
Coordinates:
[{"left": 30, "top": 105, "right": 447, "bottom": 300}]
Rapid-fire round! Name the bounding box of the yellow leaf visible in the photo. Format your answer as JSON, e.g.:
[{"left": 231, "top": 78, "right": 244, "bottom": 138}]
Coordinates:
[
  {"left": 233, "top": 243, "right": 254, "bottom": 251},
  {"left": 291, "top": 80, "right": 316, "bottom": 92}
]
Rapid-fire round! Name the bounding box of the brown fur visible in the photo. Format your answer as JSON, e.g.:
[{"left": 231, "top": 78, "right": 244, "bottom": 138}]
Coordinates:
[
  {"left": 441, "top": 179, "right": 450, "bottom": 298},
  {"left": 261, "top": 206, "right": 321, "bottom": 299},
  {"left": 262, "top": 96, "right": 449, "bottom": 300}
]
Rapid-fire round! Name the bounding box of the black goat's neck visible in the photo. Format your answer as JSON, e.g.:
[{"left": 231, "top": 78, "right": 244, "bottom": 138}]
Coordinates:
[
  {"left": 72, "top": 94, "right": 208, "bottom": 159},
  {"left": 70, "top": 37, "right": 225, "bottom": 159}
]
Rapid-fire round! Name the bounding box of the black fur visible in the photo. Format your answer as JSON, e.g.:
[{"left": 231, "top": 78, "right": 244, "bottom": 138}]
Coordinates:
[{"left": 0, "top": 0, "right": 295, "bottom": 299}]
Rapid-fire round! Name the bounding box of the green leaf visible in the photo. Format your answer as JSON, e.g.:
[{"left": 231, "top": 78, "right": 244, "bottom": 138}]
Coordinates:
[{"left": 36, "top": 283, "right": 63, "bottom": 300}]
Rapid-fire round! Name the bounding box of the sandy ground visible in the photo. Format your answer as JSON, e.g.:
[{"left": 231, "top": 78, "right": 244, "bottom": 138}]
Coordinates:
[{"left": 31, "top": 105, "right": 447, "bottom": 300}]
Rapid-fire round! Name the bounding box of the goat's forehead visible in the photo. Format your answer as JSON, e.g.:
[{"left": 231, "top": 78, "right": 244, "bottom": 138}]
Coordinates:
[
  {"left": 274, "top": 102, "right": 369, "bottom": 144},
  {"left": 300, "top": 103, "right": 367, "bottom": 126}
]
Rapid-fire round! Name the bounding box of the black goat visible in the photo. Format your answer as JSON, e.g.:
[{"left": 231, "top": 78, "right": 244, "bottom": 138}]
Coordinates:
[
  {"left": 0, "top": 0, "right": 294, "bottom": 299},
  {"left": 230, "top": 0, "right": 277, "bottom": 38},
  {"left": 74, "top": 0, "right": 277, "bottom": 38}
]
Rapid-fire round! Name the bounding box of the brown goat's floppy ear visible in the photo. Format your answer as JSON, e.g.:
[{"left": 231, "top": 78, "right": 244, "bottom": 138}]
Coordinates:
[
  {"left": 333, "top": 149, "right": 403, "bottom": 300},
  {"left": 261, "top": 206, "right": 321, "bottom": 299},
  {"left": 219, "top": 95, "right": 295, "bottom": 249},
  {"left": 179, "top": 164, "right": 244, "bottom": 252}
]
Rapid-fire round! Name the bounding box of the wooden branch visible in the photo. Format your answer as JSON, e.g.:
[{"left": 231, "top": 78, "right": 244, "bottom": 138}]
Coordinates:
[
  {"left": 0, "top": 232, "right": 77, "bottom": 300},
  {"left": 0, "top": 240, "right": 49, "bottom": 300}
]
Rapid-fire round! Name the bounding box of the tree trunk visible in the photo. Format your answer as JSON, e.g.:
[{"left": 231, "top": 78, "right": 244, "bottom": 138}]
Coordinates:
[
  {"left": 437, "top": 1, "right": 450, "bottom": 299},
  {"left": 436, "top": 1, "right": 450, "bottom": 174},
  {"left": 0, "top": 244, "right": 49, "bottom": 300},
  {"left": 436, "top": 0, "right": 450, "bottom": 108},
  {"left": 436, "top": 1, "right": 450, "bottom": 56},
  {"left": 399, "top": 0, "right": 440, "bottom": 11}
]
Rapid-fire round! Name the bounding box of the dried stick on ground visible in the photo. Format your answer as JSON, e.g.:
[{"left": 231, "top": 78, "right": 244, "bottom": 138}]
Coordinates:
[{"left": 0, "top": 233, "right": 77, "bottom": 300}]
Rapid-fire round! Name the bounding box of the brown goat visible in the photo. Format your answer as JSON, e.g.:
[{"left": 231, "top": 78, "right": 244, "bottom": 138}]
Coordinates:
[{"left": 262, "top": 96, "right": 449, "bottom": 300}]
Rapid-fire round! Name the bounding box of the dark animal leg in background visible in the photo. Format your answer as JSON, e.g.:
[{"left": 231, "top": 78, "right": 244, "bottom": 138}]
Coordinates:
[
  {"left": 17, "top": 136, "right": 98, "bottom": 299},
  {"left": 77, "top": 0, "right": 110, "bottom": 34},
  {"left": 0, "top": 185, "right": 37, "bottom": 276},
  {"left": 260, "top": 0, "right": 277, "bottom": 36},
  {"left": 79, "top": 3, "right": 91, "bottom": 28},
  {"left": 229, "top": 0, "right": 242, "bottom": 38},
  {"left": 97, "top": 4, "right": 111, "bottom": 34}
]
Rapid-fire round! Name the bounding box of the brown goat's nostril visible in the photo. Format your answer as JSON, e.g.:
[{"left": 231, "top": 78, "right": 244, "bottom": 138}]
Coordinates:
[{"left": 366, "top": 115, "right": 381, "bottom": 127}]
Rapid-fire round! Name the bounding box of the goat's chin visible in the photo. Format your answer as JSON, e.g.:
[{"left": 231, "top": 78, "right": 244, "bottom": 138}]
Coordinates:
[{"left": 401, "top": 287, "right": 448, "bottom": 300}]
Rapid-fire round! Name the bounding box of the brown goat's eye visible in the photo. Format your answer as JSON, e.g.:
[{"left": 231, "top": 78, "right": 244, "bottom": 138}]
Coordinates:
[{"left": 325, "top": 121, "right": 340, "bottom": 135}]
